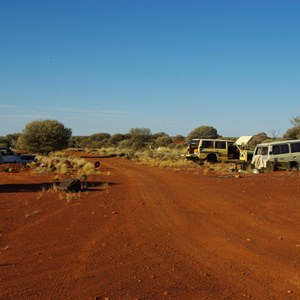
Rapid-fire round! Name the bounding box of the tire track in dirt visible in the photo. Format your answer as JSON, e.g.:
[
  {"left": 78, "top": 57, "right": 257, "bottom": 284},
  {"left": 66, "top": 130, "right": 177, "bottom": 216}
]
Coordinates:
[
  {"left": 92, "top": 159, "right": 229, "bottom": 298},
  {"left": 98, "top": 158, "right": 300, "bottom": 299},
  {"left": 1, "top": 158, "right": 300, "bottom": 299},
  {"left": 45, "top": 175, "right": 125, "bottom": 299},
  {"left": 47, "top": 227, "right": 116, "bottom": 299}
]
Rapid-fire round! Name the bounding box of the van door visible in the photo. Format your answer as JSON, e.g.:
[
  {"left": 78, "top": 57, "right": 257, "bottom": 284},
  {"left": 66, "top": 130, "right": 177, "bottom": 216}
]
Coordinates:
[
  {"left": 270, "top": 143, "right": 291, "bottom": 163},
  {"left": 228, "top": 142, "right": 239, "bottom": 159},
  {"left": 199, "top": 140, "right": 214, "bottom": 160},
  {"left": 290, "top": 142, "right": 300, "bottom": 164},
  {"left": 251, "top": 145, "right": 268, "bottom": 169},
  {"left": 215, "top": 141, "right": 227, "bottom": 160}
]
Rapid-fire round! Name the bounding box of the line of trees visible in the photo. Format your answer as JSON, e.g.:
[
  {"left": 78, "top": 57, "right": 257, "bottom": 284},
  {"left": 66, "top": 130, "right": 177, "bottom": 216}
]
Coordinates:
[
  {"left": 0, "top": 120, "right": 186, "bottom": 153},
  {"left": 0, "top": 117, "right": 300, "bottom": 154}
]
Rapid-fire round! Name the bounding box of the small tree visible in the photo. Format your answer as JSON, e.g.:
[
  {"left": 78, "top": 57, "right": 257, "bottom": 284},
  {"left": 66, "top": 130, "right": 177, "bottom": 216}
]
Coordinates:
[
  {"left": 0, "top": 133, "right": 21, "bottom": 147},
  {"left": 68, "top": 136, "right": 86, "bottom": 148},
  {"left": 283, "top": 127, "right": 300, "bottom": 140},
  {"left": 107, "top": 133, "right": 127, "bottom": 146},
  {"left": 89, "top": 133, "right": 111, "bottom": 142},
  {"left": 187, "top": 125, "right": 219, "bottom": 140},
  {"left": 291, "top": 116, "right": 300, "bottom": 127},
  {"left": 127, "top": 128, "right": 152, "bottom": 149},
  {"left": 283, "top": 116, "right": 300, "bottom": 140},
  {"left": 173, "top": 135, "right": 186, "bottom": 142},
  {"left": 17, "top": 120, "right": 72, "bottom": 154},
  {"left": 269, "top": 129, "right": 280, "bottom": 139},
  {"left": 249, "top": 132, "right": 269, "bottom": 148},
  {"left": 155, "top": 135, "right": 173, "bottom": 148},
  {"left": 0, "top": 136, "right": 10, "bottom": 147},
  {"left": 86, "top": 133, "right": 111, "bottom": 148}
]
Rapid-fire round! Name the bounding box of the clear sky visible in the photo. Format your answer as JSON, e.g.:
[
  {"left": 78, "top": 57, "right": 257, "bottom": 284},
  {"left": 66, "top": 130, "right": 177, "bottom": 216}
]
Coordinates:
[{"left": 1, "top": 0, "right": 299, "bottom": 137}]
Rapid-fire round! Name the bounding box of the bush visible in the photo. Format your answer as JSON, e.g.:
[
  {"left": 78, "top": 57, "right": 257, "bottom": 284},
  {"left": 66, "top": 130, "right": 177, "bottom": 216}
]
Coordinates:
[
  {"left": 126, "top": 128, "right": 152, "bottom": 150},
  {"left": 155, "top": 135, "right": 173, "bottom": 148},
  {"left": 187, "top": 125, "right": 219, "bottom": 140},
  {"left": 17, "top": 120, "right": 72, "bottom": 154},
  {"left": 283, "top": 127, "right": 300, "bottom": 140}
]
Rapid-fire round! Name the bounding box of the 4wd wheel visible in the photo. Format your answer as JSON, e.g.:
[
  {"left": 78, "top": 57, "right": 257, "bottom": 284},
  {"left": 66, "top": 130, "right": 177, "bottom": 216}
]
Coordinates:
[{"left": 206, "top": 154, "right": 217, "bottom": 163}]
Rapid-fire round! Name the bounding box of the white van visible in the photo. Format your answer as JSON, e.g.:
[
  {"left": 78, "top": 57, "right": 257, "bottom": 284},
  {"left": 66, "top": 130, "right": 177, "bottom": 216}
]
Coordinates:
[{"left": 252, "top": 140, "right": 300, "bottom": 170}]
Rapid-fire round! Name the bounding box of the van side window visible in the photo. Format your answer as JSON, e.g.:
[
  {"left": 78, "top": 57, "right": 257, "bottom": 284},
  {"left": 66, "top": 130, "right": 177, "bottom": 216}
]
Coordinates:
[
  {"left": 291, "top": 142, "right": 300, "bottom": 153},
  {"left": 202, "top": 141, "right": 213, "bottom": 148},
  {"left": 215, "top": 141, "right": 226, "bottom": 149},
  {"left": 272, "top": 144, "right": 289, "bottom": 155}
]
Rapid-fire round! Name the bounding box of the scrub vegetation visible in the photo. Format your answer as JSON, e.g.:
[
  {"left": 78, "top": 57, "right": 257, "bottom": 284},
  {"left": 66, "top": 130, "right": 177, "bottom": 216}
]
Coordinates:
[{"left": 1, "top": 116, "right": 300, "bottom": 171}]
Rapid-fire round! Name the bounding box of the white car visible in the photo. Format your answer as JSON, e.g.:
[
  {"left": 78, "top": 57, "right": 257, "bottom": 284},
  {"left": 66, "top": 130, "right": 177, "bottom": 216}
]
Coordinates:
[{"left": 252, "top": 140, "right": 300, "bottom": 170}]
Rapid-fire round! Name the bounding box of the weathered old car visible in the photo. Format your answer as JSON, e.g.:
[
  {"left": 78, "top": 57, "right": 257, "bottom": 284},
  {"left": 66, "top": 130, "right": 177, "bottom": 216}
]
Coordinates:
[
  {"left": 0, "top": 147, "right": 36, "bottom": 164},
  {"left": 185, "top": 136, "right": 253, "bottom": 163}
]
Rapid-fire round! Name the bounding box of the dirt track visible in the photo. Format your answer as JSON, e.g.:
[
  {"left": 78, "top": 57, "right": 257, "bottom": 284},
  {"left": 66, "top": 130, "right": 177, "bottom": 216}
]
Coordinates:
[{"left": 1, "top": 157, "right": 300, "bottom": 299}]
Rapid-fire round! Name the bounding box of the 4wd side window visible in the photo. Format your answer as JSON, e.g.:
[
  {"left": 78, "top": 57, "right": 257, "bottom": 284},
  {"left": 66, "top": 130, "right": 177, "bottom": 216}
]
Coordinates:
[
  {"left": 202, "top": 141, "right": 213, "bottom": 148},
  {"left": 215, "top": 141, "right": 226, "bottom": 149},
  {"left": 272, "top": 144, "right": 289, "bottom": 155},
  {"left": 291, "top": 142, "right": 300, "bottom": 153}
]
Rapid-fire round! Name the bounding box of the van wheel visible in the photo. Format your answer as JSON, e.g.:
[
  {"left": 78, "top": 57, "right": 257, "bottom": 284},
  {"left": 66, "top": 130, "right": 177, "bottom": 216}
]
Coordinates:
[
  {"left": 206, "top": 154, "right": 217, "bottom": 163},
  {"left": 290, "top": 161, "right": 299, "bottom": 170}
]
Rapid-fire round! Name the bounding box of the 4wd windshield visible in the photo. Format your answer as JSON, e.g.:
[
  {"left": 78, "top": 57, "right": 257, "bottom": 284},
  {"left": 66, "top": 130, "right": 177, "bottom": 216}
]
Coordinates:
[{"left": 189, "top": 140, "right": 199, "bottom": 149}]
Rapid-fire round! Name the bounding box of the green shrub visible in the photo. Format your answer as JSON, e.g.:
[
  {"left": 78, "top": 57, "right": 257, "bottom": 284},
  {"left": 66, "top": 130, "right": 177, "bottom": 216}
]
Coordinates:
[{"left": 17, "top": 120, "right": 72, "bottom": 154}]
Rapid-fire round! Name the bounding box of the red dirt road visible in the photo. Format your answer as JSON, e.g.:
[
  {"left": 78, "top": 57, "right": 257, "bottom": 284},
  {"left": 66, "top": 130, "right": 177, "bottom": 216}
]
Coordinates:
[{"left": 1, "top": 157, "right": 300, "bottom": 299}]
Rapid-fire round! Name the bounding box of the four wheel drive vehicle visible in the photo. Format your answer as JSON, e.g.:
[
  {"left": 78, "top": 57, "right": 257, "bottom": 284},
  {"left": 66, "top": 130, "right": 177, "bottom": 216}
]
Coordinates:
[
  {"left": 0, "top": 147, "right": 36, "bottom": 164},
  {"left": 185, "top": 136, "right": 253, "bottom": 163},
  {"left": 252, "top": 139, "right": 300, "bottom": 170}
]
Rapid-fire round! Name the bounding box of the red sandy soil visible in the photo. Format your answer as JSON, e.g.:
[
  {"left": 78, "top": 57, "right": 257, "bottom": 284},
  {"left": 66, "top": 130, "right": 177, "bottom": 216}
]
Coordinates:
[{"left": 0, "top": 156, "right": 300, "bottom": 300}]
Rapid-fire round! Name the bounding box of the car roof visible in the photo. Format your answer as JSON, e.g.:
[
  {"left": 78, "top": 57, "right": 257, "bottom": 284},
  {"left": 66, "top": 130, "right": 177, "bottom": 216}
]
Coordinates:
[{"left": 256, "top": 139, "right": 300, "bottom": 146}]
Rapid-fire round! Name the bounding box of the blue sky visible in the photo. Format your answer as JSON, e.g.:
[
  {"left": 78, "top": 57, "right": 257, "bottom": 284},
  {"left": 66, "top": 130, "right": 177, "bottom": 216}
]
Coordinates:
[{"left": 1, "top": 0, "right": 299, "bottom": 137}]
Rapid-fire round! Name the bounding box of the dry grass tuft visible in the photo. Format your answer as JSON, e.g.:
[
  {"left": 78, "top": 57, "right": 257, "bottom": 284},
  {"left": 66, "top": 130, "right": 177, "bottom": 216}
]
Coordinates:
[
  {"left": 82, "top": 162, "right": 97, "bottom": 174},
  {"left": 29, "top": 153, "right": 99, "bottom": 176},
  {"left": 82, "top": 146, "right": 199, "bottom": 170},
  {"left": 132, "top": 148, "right": 199, "bottom": 169}
]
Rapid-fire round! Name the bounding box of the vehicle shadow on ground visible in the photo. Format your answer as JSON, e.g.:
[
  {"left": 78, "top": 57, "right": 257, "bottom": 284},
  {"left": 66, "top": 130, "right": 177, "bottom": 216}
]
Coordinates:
[
  {"left": 0, "top": 183, "right": 54, "bottom": 193},
  {"left": 82, "top": 181, "right": 119, "bottom": 192},
  {"left": 78, "top": 154, "right": 128, "bottom": 159},
  {"left": 0, "top": 182, "right": 119, "bottom": 193}
]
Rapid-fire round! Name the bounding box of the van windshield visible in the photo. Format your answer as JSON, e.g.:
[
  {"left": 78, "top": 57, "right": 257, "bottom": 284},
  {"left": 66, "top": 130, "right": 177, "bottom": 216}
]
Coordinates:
[{"left": 255, "top": 146, "right": 268, "bottom": 155}]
